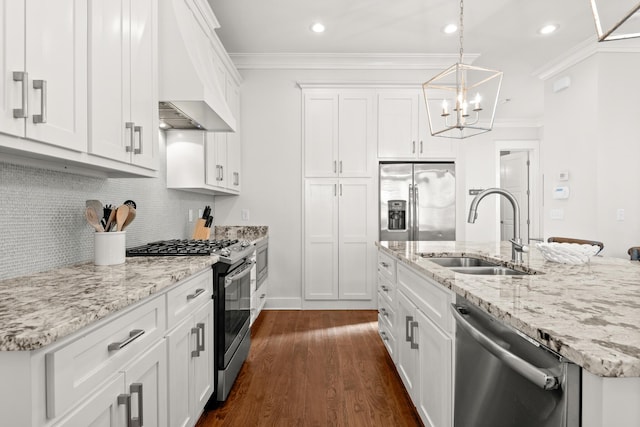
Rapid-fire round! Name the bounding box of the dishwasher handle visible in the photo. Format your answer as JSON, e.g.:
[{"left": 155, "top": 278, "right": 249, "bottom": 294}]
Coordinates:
[{"left": 450, "top": 304, "right": 559, "bottom": 391}]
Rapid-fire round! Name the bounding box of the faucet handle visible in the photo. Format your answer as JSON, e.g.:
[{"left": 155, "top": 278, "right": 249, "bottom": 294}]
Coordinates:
[{"left": 510, "top": 239, "right": 529, "bottom": 253}]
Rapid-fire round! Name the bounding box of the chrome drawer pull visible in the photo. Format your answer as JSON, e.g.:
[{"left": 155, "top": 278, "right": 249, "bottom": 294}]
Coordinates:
[
  {"left": 380, "top": 262, "right": 389, "bottom": 268},
  {"left": 187, "top": 288, "right": 205, "bottom": 300},
  {"left": 133, "top": 125, "right": 143, "bottom": 154},
  {"left": 125, "top": 122, "right": 135, "bottom": 153},
  {"left": 197, "top": 323, "right": 205, "bottom": 352},
  {"left": 191, "top": 323, "right": 205, "bottom": 357},
  {"left": 380, "top": 285, "right": 389, "bottom": 292},
  {"left": 380, "top": 307, "right": 389, "bottom": 317},
  {"left": 108, "top": 329, "right": 145, "bottom": 351},
  {"left": 12, "top": 71, "right": 28, "bottom": 118},
  {"left": 380, "top": 331, "right": 389, "bottom": 341},
  {"left": 405, "top": 316, "right": 413, "bottom": 342},
  {"left": 130, "top": 383, "right": 143, "bottom": 427},
  {"left": 118, "top": 394, "right": 132, "bottom": 427},
  {"left": 32, "top": 79, "right": 47, "bottom": 123},
  {"left": 410, "top": 321, "right": 419, "bottom": 349}
]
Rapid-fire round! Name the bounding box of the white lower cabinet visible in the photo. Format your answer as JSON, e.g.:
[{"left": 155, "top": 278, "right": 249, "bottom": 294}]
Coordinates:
[
  {"left": 392, "top": 258, "right": 454, "bottom": 427},
  {"left": 166, "top": 299, "right": 214, "bottom": 427}
]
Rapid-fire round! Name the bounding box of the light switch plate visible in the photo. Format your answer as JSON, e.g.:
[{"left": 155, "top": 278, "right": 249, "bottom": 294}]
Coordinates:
[{"left": 241, "top": 209, "right": 250, "bottom": 221}]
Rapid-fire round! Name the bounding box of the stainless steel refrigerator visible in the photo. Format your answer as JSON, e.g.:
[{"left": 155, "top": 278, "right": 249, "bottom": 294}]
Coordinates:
[{"left": 379, "top": 162, "right": 456, "bottom": 241}]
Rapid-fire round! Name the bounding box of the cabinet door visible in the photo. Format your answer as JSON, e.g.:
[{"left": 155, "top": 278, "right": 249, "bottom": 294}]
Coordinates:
[
  {"left": 417, "top": 94, "right": 457, "bottom": 160},
  {"left": 396, "top": 290, "right": 419, "bottom": 401},
  {"left": 129, "top": 0, "right": 158, "bottom": 169},
  {"left": 166, "top": 317, "right": 196, "bottom": 427},
  {"left": 304, "top": 179, "right": 339, "bottom": 299},
  {"left": 226, "top": 78, "right": 241, "bottom": 191},
  {"left": 216, "top": 133, "right": 228, "bottom": 188},
  {"left": 304, "top": 93, "right": 338, "bottom": 177},
  {"left": 377, "top": 92, "right": 420, "bottom": 159},
  {"left": 124, "top": 340, "right": 167, "bottom": 427},
  {"left": 87, "top": 0, "right": 130, "bottom": 163},
  {"left": 193, "top": 300, "right": 215, "bottom": 412},
  {"left": 338, "top": 179, "right": 375, "bottom": 300},
  {"left": 338, "top": 93, "right": 374, "bottom": 177},
  {"left": 25, "top": 0, "right": 87, "bottom": 151},
  {"left": 0, "top": 1, "right": 25, "bottom": 138},
  {"left": 416, "top": 309, "right": 452, "bottom": 427},
  {"left": 53, "top": 373, "right": 125, "bottom": 427}
]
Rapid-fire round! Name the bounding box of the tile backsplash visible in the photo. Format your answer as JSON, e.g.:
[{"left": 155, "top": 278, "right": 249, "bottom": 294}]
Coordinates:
[{"left": 0, "top": 140, "right": 215, "bottom": 280}]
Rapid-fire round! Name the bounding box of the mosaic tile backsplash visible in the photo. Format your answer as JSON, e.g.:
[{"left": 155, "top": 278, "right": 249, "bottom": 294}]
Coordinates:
[{"left": 0, "top": 153, "right": 215, "bottom": 280}]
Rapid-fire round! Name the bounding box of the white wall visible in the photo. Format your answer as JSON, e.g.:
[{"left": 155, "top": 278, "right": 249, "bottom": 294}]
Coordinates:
[
  {"left": 214, "top": 67, "right": 540, "bottom": 307},
  {"left": 543, "top": 52, "right": 640, "bottom": 258}
]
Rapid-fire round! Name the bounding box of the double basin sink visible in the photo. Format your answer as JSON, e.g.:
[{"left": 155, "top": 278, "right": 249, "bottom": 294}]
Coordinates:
[{"left": 424, "top": 256, "right": 534, "bottom": 276}]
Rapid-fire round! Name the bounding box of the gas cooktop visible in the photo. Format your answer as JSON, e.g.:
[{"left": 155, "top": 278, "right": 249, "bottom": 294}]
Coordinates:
[{"left": 126, "top": 239, "right": 239, "bottom": 257}]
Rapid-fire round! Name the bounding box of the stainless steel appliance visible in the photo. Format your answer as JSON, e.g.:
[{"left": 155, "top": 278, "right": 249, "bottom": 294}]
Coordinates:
[
  {"left": 451, "top": 295, "right": 580, "bottom": 427},
  {"left": 255, "top": 237, "right": 268, "bottom": 291},
  {"left": 379, "top": 162, "right": 456, "bottom": 241},
  {"left": 126, "top": 238, "right": 256, "bottom": 402}
]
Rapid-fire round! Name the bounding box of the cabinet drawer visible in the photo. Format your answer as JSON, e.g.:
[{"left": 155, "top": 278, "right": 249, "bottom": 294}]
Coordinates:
[
  {"left": 167, "top": 268, "right": 213, "bottom": 329},
  {"left": 398, "top": 263, "right": 454, "bottom": 334},
  {"left": 378, "top": 316, "right": 396, "bottom": 363},
  {"left": 378, "top": 272, "right": 395, "bottom": 305},
  {"left": 377, "top": 291, "right": 395, "bottom": 331},
  {"left": 377, "top": 251, "right": 396, "bottom": 283},
  {"left": 45, "top": 295, "right": 166, "bottom": 419}
]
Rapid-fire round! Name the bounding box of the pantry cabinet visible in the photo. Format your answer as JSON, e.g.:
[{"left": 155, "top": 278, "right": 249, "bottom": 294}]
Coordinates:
[
  {"left": 88, "top": 0, "right": 159, "bottom": 170},
  {"left": 303, "top": 91, "right": 375, "bottom": 178},
  {"left": 377, "top": 91, "right": 456, "bottom": 160},
  {"left": 304, "top": 178, "right": 376, "bottom": 302},
  {"left": 0, "top": 0, "right": 87, "bottom": 150}
]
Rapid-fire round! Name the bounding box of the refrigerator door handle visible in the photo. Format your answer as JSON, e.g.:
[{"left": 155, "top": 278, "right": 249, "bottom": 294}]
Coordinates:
[
  {"left": 414, "top": 186, "right": 419, "bottom": 240},
  {"left": 408, "top": 184, "right": 415, "bottom": 240}
]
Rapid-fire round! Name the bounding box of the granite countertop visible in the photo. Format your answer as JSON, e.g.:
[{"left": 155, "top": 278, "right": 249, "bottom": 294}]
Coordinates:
[
  {"left": 378, "top": 240, "right": 640, "bottom": 378},
  {"left": 0, "top": 255, "right": 218, "bottom": 351}
]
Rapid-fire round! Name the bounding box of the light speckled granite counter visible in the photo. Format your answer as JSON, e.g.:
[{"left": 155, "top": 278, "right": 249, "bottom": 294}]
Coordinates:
[
  {"left": 0, "top": 256, "right": 218, "bottom": 351},
  {"left": 378, "top": 240, "right": 640, "bottom": 378},
  {"left": 215, "top": 225, "right": 268, "bottom": 241}
]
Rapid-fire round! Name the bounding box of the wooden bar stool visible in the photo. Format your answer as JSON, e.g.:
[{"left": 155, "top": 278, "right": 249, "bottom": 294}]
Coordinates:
[{"left": 547, "top": 237, "right": 604, "bottom": 255}]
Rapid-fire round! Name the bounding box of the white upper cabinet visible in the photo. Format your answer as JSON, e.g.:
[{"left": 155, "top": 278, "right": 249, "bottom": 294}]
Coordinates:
[
  {"left": 88, "top": 0, "right": 158, "bottom": 170},
  {"left": 1, "top": 0, "right": 87, "bottom": 150},
  {"left": 304, "top": 90, "right": 374, "bottom": 178},
  {"left": 378, "top": 90, "right": 456, "bottom": 160}
]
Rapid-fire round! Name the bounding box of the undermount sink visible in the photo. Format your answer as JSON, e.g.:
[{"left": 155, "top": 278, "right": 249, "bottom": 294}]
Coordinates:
[
  {"left": 424, "top": 256, "right": 535, "bottom": 276},
  {"left": 426, "top": 256, "right": 500, "bottom": 268},
  {"left": 450, "top": 266, "right": 530, "bottom": 276}
]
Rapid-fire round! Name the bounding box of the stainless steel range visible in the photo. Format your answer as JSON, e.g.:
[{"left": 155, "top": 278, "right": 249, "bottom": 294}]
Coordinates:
[{"left": 126, "top": 238, "right": 255, "bottom": 402}]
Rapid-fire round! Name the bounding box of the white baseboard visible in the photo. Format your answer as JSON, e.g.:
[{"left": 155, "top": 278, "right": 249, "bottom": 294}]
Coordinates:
[
  {"left": 263, "top": 297, "right": 377, "bottom": 310},
  {"left": 264, "top": 297, "right": 302, "bottom": 310}
]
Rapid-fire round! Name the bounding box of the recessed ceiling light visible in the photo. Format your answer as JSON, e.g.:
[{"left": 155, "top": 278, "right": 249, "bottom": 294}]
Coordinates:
[
  {"left": 311, "top": 22, "right": 325, "bottom": 33},
  {"left": 539, "top": 24, "right": 558, "bottom": 35},
  {"left": 443, "top": 24, "right": 457, "bottom": 34}
]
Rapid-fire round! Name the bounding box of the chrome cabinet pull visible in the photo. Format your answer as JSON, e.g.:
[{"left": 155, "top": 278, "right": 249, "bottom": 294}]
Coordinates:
[
  {"left": 260, "top": 293, "right": 266, "bottom": 299},
  {"left": 339, "top": 184, "right": 342, "bottom": 196},
  {"left": 380, "top": 307, "right": 388, "bottom": 317},
  {"left": 191, "top": 326, "right": 200, "bottom": 357},
  {"left": 410, "top": 321, "right": 419, "bottom": 349},
  {"left": 125, "top": 122, "right": 135, "bottom": 152},
  {"left": 412, "top": 141, "right": 416, "bottom": 153},
  {"left": 12, "top": 71, "right": 28, "bottom": 118},
  {"left": 130, "top": 383, "right": 143, "bottom": 427},
  {"left": 380, "top": 331, "right": 389, "bottom": 341},
  {"left": 380, "top": 285, "right": 389, "bottom": 292},
  {"left": 220, "top": 165, "right": 224, "bottom": 181},
  {"left": 333, "top": 160, "right": 337, "bottom": 173},
  {"left": 334, "top": 184, "right": 337, "bottom": 196},
  {"left": 380, "top": 262, "right": 389, "bottom": 268},
  {"left": 405, "top": 316, "right": 413, "bottom": 342},
  {"left": 339, "top": 160, "right": 343, "bottom": 173},
  {"left": 197, "top": 322, "right": 205, "bottom": 352},
  {"left": 32, "top": 79, "right": 47, "bottom": 124},
  {"left": 133, "top": 125, "right": 142, "bottom": 154},
  {"left": 118, "top": 394, "right": 132, "bottom": 427},
  {"left": 420, "top": 140, "right": 423, "bottom": 153},
  {"left": 233, "top": 172, "right": 239, "bottom": 186},
  {"left": 187, "top": 288, "right": 205, "bottom": 301},
  {"left": 108, "top": 329, "right": 145, "bottom": 351}
]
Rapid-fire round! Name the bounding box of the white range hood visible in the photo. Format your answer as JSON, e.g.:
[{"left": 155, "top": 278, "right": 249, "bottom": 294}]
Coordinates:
[{"left": 158, "top": 0, "right": 236, "bottom": 132}]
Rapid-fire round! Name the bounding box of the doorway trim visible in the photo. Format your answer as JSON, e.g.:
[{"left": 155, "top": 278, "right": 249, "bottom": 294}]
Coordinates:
[{"left": 494, "top": 140, "right": 541, "bottom": 243}]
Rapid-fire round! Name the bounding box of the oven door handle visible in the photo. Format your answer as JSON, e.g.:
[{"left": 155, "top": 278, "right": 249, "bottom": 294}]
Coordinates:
[
  {"left": 450, "top": 304, "right": 559, "bottom": 391},
  {"left": 225, "top": 260, "right": 255, "bottom": 287}
]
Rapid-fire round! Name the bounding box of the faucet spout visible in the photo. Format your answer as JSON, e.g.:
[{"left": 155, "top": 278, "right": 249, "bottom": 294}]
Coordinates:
[{"left": 467, "top": 188, "right": 526, "bottom": 263}]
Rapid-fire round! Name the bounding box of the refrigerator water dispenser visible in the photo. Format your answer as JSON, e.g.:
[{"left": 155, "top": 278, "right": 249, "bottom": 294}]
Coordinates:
[{"left": 388, "top": 200, "right": 407, "bottom": 230}]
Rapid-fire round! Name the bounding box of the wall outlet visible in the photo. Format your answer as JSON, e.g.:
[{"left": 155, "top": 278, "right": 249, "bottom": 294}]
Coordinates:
[
  {"left": 188, "top": 209, "right": 194, "bottom": 222},
  {"left": 198, "top": 209, "right": 203, "bottom": 218},
  {"left": 241, "top": 209, "right": 250, "bottom": 221}
]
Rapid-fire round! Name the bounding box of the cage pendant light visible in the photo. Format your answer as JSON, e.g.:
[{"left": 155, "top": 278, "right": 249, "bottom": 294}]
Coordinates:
[
  {"left": 423, "top": 0, "right": 503, "bottom": 139},
  {"left": 590, "top": 1, "right": 640, "bottom": 42}
]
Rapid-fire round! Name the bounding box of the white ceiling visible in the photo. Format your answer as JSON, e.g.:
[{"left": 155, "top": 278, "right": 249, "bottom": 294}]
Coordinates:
[{"left": 207, "top": 0, "right": 638, "bottom": 120}]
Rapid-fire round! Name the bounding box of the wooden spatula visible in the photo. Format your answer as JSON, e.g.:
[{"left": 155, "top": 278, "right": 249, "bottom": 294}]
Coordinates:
[
  {"left": 121, "top": 207, "right": 136, "bottom": 231},
  {"left": 85, "top": 207, "right": 104, "bottom": 232},
  {"left": 115, "top": 205, "right": 129, "bottom": 232}
]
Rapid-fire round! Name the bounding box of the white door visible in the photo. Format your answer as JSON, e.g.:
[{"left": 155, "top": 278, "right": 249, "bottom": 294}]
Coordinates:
[
  {"left": 304, "top": 179, "right": 339, "bottom": 299},
  {"left": 338, "top": 179, "right": 374, "bottom": 299},
  {"left": 166, "top": 317, "right": 196, "bottom": 427},
  {"left": 124, "top": 340, "right": 167, "bottom": 427},
  {"left": 304, "top": 93, "right": 338, "bottom": 177},
  {"left": 377, "top": 92, "right": 419, "bottom": 158},
  {"left": 338, "top": 93, "right": 373, "bottom": 177},
  {"left": 416, "top": 309, "right": 452, "bottom": 427},
  {"left": 396, "top": 291, "right": 419, "bottom": 401},
  {"left": 500, "top": 151, "right": 530, "bottom": 242},
  {"left": 54, "top": 374, "right": 125, "bottom": 427},
  {"left": 0, "top": 1, "right": 25, "bottom": 138},
  {"left": 193, "top": 301, "right": 215, "bottom": 410},
  {"left": 25, "top": 0, "right": 87, "bottom": 151}
]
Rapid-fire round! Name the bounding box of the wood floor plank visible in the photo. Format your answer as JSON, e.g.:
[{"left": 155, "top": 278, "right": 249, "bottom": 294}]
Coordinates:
[{"left": 196, "top": 310, "right": 422, "bottom": 427}]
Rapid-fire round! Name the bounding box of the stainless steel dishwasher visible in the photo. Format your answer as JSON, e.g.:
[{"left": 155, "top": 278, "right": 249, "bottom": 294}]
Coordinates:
[{"left": 451, "top": 295, "right": 581, "bottom": 427}]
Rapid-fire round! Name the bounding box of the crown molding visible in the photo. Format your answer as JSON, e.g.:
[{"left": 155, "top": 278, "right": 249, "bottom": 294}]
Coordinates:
[
  {"left": 229, "top": 52, "right": 480, "bottom": 70},
  {"left": 533, "top": 36, "right": 640, "bottom": 80}
]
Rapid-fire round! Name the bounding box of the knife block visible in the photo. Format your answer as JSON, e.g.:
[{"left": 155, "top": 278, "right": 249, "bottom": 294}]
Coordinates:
[{"left": 192, "top": 219, "right": 210, "bottom": 240}]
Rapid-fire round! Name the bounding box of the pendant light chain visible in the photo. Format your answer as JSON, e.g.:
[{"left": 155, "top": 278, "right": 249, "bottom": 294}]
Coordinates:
[{"left": 458, "top": 0, "right": 464, "bottom": 64}]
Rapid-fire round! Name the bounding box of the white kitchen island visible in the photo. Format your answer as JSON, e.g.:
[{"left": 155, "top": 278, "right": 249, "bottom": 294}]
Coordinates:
[{"left": 378, "top": 240, "right": 640, "bottom": 427}]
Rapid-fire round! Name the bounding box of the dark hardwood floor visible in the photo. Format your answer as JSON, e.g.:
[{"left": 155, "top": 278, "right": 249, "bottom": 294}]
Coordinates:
[{"left": 196, "top": 310, "right": 422, "bottom": 427}]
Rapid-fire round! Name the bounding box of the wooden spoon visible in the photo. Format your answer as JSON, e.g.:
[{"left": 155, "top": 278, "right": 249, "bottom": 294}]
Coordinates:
[
  {"left": 85, "top": 207, "right": 104, "bottom": 232},
  {"left": 121, "top": 207, "right": 136, "bottom": 231},
  {"left": 115, "top": 205, "right": 130, "bottom": 232}
]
